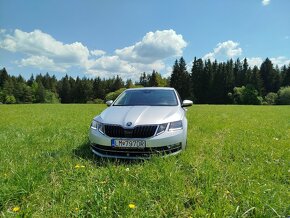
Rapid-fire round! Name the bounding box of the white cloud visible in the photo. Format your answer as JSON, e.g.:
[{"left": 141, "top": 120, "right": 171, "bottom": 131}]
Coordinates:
[
  {"left": 135, "top": 61, "right": 166, "bottom": 72},
  {"left": 2, "top": 28, "right": 290, "bottom": 82},
  {"left": 87, "top": 58, "right": 139, "bottom": 80},
  {"left": 17, "top": 56, "right": 67, "bottom": 72},
  {"left": 163, "top": 66, "right": 173, "bottom": 78},
  {"left": 87, "top": 29, "right": 187, "bottom": 80},
  {"left": 0, "top": 29, "right": 90, "bottom": 72},
  {"left": 247, "top": 57, "right": 263, "bottom": 67},
  {"left": 0, "top": 29, "right": 6, "bottom": 34},
  {"left": 90, "top": 49, "right": 106, "bottom": 56},
  {"left": 86, "top": 29, "right": 187, "bottom": 79},
  {"left": 262, "top": 0, "right": 270, "bottom": 6},
  {"left": 270, "top": 56, "right": 290, "bottom": 67},
  {"left": 87, "top": 56, "right": 166, "bottom": 80},
  {"left": 115, "top": 29, "right": 187, "bottom": 64},
  {"left": 202, "top": 40, "right": 290, "bottom": 68},
  {"left": 90, "top": 56, "right": 135, "bottom": 74},
  {"left": 246, "top": 56, "right": 290, "bottom": 68},
  {"left": 202, "top": 52, "right": 215, "bottom": 61},
  {"left": 203, "top": 40, "right": 242, "bottom": 61},
  {"left": 0, "top": 28, "right": 187, "bottom": 80}
]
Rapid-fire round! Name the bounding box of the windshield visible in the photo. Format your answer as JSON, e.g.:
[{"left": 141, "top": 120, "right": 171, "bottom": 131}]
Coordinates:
[{"left": 113, "top": 89, "right": 178, "bottom": 106}]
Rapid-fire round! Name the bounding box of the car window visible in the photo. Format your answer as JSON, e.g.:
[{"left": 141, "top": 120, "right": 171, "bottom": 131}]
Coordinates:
[{"left": 114, "top": 90, "right": 178, "bottom": 106}]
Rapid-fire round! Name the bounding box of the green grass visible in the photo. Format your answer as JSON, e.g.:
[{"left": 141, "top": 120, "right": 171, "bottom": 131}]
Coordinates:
[{"left": 0, "top": 104, "right": 289, "bottom": 217}]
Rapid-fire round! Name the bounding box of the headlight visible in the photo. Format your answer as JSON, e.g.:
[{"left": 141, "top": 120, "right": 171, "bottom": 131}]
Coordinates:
[
  {"left": 91, "top": 120, "right": 105, "bottom": 135},
  {"left": 169, "top": 120, "right": 183, "bottom": 131},
  {"left": 91, "top": 120, "right": 97, "bottom": 129},
  {"left": 156, "top": 123, "right": 168, "bottom": 135}
]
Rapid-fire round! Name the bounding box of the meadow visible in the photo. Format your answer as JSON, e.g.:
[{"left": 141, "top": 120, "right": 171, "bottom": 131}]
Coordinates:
[{"left": 0, "top": 104, "right": 289, "bottom": 217}]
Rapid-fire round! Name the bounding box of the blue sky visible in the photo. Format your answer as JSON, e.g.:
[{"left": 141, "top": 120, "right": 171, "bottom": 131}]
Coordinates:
[{"left": 0, "top": 0, "right": 289, "bottom": 81}]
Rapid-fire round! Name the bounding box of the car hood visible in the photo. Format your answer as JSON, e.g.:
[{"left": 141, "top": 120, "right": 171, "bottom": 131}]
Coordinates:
[{"left": 96, "top": 106, "right": 184, "bottom": 127}]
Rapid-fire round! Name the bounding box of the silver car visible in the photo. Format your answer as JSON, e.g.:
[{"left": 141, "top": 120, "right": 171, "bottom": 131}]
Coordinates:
[{"left": 89, "top": 87, "right": 192, "bottom": 159}]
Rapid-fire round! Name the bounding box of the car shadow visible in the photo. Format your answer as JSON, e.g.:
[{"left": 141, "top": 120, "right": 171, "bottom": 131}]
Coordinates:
[{"left": 72, "top": 141, "right": 144, "bottom": 166}]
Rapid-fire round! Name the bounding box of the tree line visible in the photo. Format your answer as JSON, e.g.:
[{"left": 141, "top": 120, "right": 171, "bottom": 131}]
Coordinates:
[
  {"left": 0, "top": 69, "right": 167, "bottom": 104},
  {"left": 170, "top": 57, "right": 290, "bottom": 104},
  {"left": 0, "top": 57, "right": 290, "bottom": 104}
]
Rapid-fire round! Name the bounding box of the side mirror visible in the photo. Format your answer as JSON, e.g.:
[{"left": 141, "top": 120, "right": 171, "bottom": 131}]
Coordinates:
[
  {"left": 182, "top": 100, "right": 193, "bottom": 107},
  {"left": 106, "top": 100, "right": 113, "bottom": 106}
]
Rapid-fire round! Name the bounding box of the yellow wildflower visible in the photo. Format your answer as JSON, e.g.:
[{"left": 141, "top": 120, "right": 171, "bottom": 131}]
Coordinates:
[
  {"left": 75, "top": 207, "right": 79, "bottom": 212},
  {"left": 12, "top": 206, "right": 20, "bottom": 212},
  {"left": 128, "top": 203, "right": 136, "bottom": 209},
  {"left": 75, "top": 164, "right": 85, "bottom": 169}
]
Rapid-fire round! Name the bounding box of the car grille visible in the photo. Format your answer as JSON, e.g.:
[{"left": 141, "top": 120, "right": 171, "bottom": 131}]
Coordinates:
[
  {"left": 91, "top": 143, "right": 182, "bottom": 159},
  {"left": 104, "top": 125, "right": 157, "bottom": 138}
]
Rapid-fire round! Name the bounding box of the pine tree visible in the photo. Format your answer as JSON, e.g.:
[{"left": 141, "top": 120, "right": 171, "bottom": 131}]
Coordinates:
[
  {"left": 74, "top": 77, "right": 83, "bottom": 103},
  {"left": 83, "top": 78, "right": 93, "bottom": 102},
  {"left": 148, "top": 70, "right": 159, "bottom": 87},
  {"left": 273, "top": 65, "right": 281, "bottom": 92},
  {"left": 125, "top": 79, "right": 134, "bottom": 88},
  {"left": 170, "top": 60, "right": 180, "bottom": 89},
  {"left": 241, "top": 58, "right": 249, "bottom": 85},
  {"left": 22, "top": 85, "right": 33, "bottom": 103},
  {"left": 0, "top": 68, "right": 9, "bottom": 88},
  {"left": 58, "top": 75, "right": 71, "bottom": 103},
  {"left": 27, "top": 74, "right": 35, "bottom": 87},
  {"left": 207, "top": 60, "right": 218, "bottom": 103},
  {"left": 224, "top": 59, "right": 235, "bottom": 103},
  {"left": 155, "top": 72, "right": 168, "bottom": 87},
  {"left": 50, "top": 75, "right": 58, "bottom": 93},
  {"left": 42, "top": 73, "right": 51, "bottom": 90},
  {"left": 35, "top": 81, "right": 46, "bottom": 103},
  {"left": 13, "top": 82, "right": 24, "bottom": 103},
  {"left": 203, "top": 59, "right": 213, "bottom": 103},
  {"left": 281, "top": 65, "right": 290, "bottom": 86},
  {"left": 93, "top": 77, "right": 106, "bottom": 99},
  {"left": 250, "top": 66, "right": 264, "bottom": 95},
  {"left": 139, "top": 72, "right": 149, "bottom": 87},
  {"left": 234, "top": 58, "right": 243, "bottom": 87},
  {"left": 212, "top": 62, "right": 227, "bottom": 103},
  {"left": 112, "top": 75, "right": 124, "bottom": 91},
  {"left": 3, "top": 79, "right": 14, "bottom": 96},
  {"left": 170, "top": 57, "right": 191, "bottom": 100},
  {"left": 260, "top": 58, "right": 280, "bottom": 95},
  {"left": 191, "top": 57, "right": 204, "bottom": 103}
]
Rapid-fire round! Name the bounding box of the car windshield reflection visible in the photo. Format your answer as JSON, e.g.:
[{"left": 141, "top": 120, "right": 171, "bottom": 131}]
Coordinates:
[{"left": 113, "top": 89, "right": 178, "bottom": 106}]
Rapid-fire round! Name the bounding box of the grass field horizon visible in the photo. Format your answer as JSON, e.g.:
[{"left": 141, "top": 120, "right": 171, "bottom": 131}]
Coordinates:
[{"left": 0, "top": 104, "right": 289, "bottom": 217}]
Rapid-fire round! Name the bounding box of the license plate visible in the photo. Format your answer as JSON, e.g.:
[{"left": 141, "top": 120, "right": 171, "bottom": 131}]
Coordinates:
[{"left": 111, "top": 139, "right": 146, "bottom": 148}]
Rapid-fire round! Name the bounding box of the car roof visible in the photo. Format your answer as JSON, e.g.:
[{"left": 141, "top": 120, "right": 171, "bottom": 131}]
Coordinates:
[{"left": 126, "top": 87, "right": 175, "bottom": 91}]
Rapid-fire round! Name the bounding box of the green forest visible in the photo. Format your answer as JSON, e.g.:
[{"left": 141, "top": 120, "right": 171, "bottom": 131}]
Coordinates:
[{"left": 1, "top": 57, "right": 290, "bottom": 105}]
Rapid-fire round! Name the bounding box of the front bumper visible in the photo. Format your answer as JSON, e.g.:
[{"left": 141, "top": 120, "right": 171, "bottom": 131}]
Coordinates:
[
  {"left": 91, "top": 143, "right": 182, "bottom": 159},
  {"left": 89, "top": 127, "right": 185, "bottom": 159}
]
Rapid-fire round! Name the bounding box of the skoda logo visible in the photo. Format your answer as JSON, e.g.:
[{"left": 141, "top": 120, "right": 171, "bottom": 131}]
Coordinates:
[{"left": 126, "top": 122, "right": 132, "bottom": 127}]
